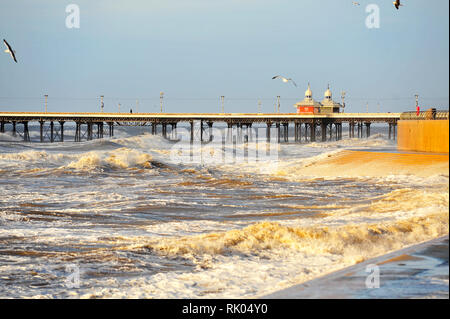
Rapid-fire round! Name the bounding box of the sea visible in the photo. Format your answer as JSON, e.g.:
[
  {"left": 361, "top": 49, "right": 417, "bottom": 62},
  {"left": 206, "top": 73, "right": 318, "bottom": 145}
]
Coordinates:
[{"left": 0, "top": 123, "right": 448, "bottom": 298}]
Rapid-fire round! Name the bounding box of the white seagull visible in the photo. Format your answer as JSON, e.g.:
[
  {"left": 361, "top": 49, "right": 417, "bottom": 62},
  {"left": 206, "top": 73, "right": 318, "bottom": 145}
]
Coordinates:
[
  {"left": 393, "top": 0, "right": 403, "bottom": 10},
  {"left": 352, "top": 2, "right": 360, "bottom": 6},
  {"left": 3, "top": 39, "right": 17, "bottom": 63},
  {"left": 272, "top": 75, "right": 297, "bottom": 87}
]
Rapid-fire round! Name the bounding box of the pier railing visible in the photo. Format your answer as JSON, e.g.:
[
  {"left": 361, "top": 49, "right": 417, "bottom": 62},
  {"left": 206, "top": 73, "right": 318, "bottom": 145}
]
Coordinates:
[{"left": 400, "top": 109, "right": 449, "bottom": 120}]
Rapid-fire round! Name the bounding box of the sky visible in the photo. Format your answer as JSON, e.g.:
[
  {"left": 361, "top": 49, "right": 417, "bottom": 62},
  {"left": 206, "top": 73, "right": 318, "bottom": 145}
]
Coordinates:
[{"left": 0, "top": 0, "right": 448, "bottom": 113}]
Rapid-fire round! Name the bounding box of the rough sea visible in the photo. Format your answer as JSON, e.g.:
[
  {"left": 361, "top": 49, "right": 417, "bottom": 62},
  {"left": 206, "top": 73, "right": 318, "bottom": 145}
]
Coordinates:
[{"left": 0, "top": 124, "right": 448, "bottom": 298}]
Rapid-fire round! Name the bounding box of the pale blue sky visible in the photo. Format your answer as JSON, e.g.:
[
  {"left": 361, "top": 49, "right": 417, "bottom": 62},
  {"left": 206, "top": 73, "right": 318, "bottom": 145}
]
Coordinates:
[{"left": 0, "top": 0, "right": 448, "bottom": 113}]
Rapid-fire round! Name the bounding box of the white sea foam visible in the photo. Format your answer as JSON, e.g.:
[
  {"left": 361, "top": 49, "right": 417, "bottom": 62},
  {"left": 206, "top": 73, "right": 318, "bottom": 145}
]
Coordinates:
[{"left": 0, "top": 128, "right": 448, "bottom": 298}]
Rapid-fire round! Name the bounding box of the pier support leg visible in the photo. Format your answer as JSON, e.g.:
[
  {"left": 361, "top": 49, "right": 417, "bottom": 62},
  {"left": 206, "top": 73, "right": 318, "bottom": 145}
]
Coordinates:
[
  {"left": 162, "top": 123, "right": 167, "bottom": 139},
  {"left": 298, "top": 123, "right": 302, "bottom": 142},
  {"left": 23, "top": 122, "right": 30, "bottom": 142},
  {"left": 388, "top": 123, "right": 392, "bottom": 140},
  {"left": 87, "top": 123, "right": 93, "bottom": 141},
  {"left": 227, "top": 123, "right": 232, "bottom": 143},
  {"left": 0, "top": 121, "right": 4, "bottom": 133},
  {"left": 238, "top": 123, "right": 242, "bottom": 143},
  {"left": 304, "top": 123, "right": 309, "bottom": 142},
  {"left": 39, "top": 121, "right": 44, "bottom": 142},
  {"left": 222, "top": 135, "right": 226, "bottom": 162},
  {"left": 365, "top": 123, "right": 371, "bottom": 138},
  {"left": 12, "top": 121, "right": 16, "bottom": 137},
  {"left": 96, "top": 123, "right": 101, "bottom": 139},
  {"left": 50, "top": 121, "right": 54, "bottom": 143},
  {"left": 200, "top": 121, "right": 203, "bottom": 142},
  {"left": 321, "top": 122, "right": 327, "bottom": 142},
  {"left": 284, "top": 123, "right": 288, "bottom": 142},
  {"left": 393, "top": 123, "right": 397, "bottom": 140},
  {"left": 310, "top": 121, "right": 316, "bottom": 142},
  {"left": 190, "top": 121, "right": 194, "bottom": 143},
  {"left": 60, "top": 121, "right": 65, "bottom": 142},
  {"left": 266, "top": 123, "right": 271, "bottom": 142},
  {"left": 276, "top": 123, "right": 281, "bottom": 143},
  {"left": 208, "top": 122, "right": 213, "bottom": 142},
  {"left": 75, "top": 123, "right": 79, "bottom": 142},
  {"left": 108, "top": 122, "right": 114, "bottom": 137}
]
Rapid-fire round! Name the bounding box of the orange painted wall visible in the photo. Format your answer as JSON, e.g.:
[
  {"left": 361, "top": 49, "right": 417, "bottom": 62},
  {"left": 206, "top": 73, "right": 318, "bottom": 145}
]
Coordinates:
[
  {"left": 398, "top": 120, "right": 449, "bottom": 153},
  {"left": 296, "top": 106, "right": 317, "bottom": 114}
]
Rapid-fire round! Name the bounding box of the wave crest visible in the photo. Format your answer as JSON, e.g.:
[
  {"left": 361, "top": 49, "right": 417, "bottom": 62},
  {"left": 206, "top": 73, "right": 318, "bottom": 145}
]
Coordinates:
[
  {"left": 66, "top": 148, "right": 153, "bottom": 170},
  {"left": 146, "top": 211, "right": 449, "bottom": 262}
]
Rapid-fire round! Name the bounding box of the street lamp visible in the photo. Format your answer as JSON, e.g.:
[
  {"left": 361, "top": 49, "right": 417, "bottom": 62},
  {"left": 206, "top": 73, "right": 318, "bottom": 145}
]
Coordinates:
[
  {"left": 277, "top": 96, "right": 280, "bottom": 113},
  {"left": 100, "top": 95, "right": 104, "bottom": 113},
  {"left": 160, "top": 92, "right": 164, "bottom": 113},
  {"left": 341, "top": 91, "right": 346, "bottom": 113},
  {"left": 220, "top": 96, "right": 225, "bottom": 113},
  {"left": 44, "top": 94, "right": 48, "bottom": 113}
]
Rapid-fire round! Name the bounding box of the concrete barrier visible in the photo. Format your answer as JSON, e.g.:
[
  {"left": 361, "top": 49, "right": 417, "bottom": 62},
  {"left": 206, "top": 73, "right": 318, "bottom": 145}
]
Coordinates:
[{"left": 398, "top": 119, "right": 449, "bottom": 153}]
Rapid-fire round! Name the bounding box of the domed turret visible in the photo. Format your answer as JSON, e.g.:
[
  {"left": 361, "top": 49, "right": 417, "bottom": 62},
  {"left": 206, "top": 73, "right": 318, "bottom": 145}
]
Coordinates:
[
  {"left": 305, "top": 82, "right": 313, "bottom": 99},
  {"left": 324, "top": 84, "right": 332, "bottom": 100}
]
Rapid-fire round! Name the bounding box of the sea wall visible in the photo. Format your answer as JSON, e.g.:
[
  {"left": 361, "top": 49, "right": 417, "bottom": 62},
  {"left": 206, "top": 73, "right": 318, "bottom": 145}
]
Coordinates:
[{"left": 397, "top": 119, "right": 449, "bottom": 153}]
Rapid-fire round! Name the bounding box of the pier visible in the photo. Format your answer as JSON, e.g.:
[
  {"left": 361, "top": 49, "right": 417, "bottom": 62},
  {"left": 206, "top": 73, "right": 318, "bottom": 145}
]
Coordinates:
[{"left": 0, "top": 111, "right": 420, "bottom": 143}]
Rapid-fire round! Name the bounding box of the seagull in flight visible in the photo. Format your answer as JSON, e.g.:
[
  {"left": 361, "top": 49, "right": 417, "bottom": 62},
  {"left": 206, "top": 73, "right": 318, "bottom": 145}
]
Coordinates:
[
  {"left": 352, "top": 2, "right": 360, "bottom": 6},
  {"left": 272, "top": 75, "right": 297, "bottom": 87},
  {"left": 393, "top": 0, "right": 403, "bottom": 10},
  {"left": 3, "top": 39, "right": 17, "bottom": 63}
]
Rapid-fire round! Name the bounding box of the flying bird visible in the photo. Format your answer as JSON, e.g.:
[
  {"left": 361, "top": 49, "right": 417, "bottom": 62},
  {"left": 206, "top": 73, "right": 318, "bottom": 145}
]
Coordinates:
[
  {"left": 3, "top": 39, "right": 17, "bottom": 63},
  {"left": 393, "top": 0, "right": 403, "bottom": 10},
  {"left": 272, "top": 75, "right": 297, "bottom": 87},
  {"left": 352, "top": 2, "right": 360, "bottom": 6}
]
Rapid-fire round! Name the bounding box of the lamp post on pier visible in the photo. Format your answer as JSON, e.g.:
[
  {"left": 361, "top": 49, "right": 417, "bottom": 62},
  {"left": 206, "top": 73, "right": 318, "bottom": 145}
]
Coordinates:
[
  {"left": 100, "top": 95, "right": 104, "bottom": 113},
  {"left": 44, "top": 94, "right": 48, "bottom": 113},
  {"left": 277, "top": 96, "right": 280, "bottom": 113},
  {"left": 160, "top": 92, "right": 164, "bottom": 113},
  {"left": 341, "top": 91, "right": 346, "bottom": 113}
]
